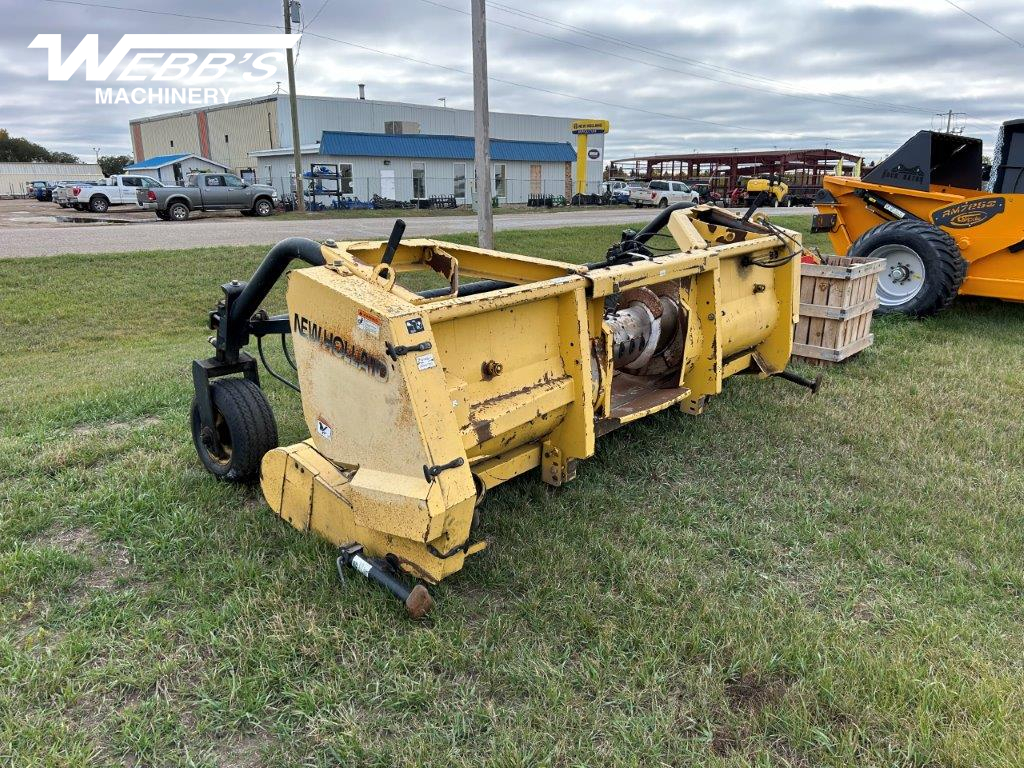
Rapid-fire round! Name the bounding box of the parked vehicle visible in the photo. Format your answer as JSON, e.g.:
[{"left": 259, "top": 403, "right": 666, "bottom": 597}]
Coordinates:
[
  {"left": 138, "top": 173, "right": 279, "bottom": 221},
  {"left": 65, "top": 175, "right": 164, "bottom": 213},
  {"left": 26, "top": 180, "right": 52, "bottom": 201},
  {"left": 630, "top": 179, "right": 700, "bottom": 208},
  {"left": 52, "top": 180, "right": 97, "bottom": 208},
  {"left": 689, "top": 183, "right": 723, "bottom": 205}
]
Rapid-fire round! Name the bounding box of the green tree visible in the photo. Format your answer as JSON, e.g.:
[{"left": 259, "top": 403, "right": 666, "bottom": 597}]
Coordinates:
[
  {"left": 0, "top": 129, "right": 82, "bottom": 163},
  {"left": 0, "top": 129, "right": 52, "bottom": 162},
  {"left": 98, "top": 154, "right": 134, "bottom": 176}
]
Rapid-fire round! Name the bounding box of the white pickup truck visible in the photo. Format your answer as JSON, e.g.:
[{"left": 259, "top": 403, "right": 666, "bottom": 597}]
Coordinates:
[
  {"left": 66, "top": 175, "right": 164, "bottom": 213},
  {"left": 629, "top": 180, "right": 700, "bottom": 209}
]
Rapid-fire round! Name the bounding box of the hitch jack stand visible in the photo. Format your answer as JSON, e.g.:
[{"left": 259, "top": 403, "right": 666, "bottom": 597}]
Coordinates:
[
  {"left": 337, "top": 544, "right": 434, "bottom": 619},
  {"left": 776, "top": 369, "right": 822, "bottom": 395}
]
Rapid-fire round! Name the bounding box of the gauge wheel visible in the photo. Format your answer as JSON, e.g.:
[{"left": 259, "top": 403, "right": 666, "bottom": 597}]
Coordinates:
[
  {"left": 191, "top": 378, "right": 278, "bottom": 482},
  {"left": 848, "top": 219, "right": 967, "bottom": 316},
  {"left": 168, "top": 201, "right": 190, "bottom": 221}
]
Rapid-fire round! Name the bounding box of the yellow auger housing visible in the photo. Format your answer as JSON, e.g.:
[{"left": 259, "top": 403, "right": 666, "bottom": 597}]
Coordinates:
[{"left": 192, "top": 205, "right": 807, "bottom": 616}]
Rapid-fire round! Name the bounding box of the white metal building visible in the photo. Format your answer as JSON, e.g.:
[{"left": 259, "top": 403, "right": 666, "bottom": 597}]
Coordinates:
[
  {"left": 128, "top": 93, "right": 606, "bottom": 194},
  {"left": 0, "top": 162, "right": 101, "bottom": 198},
  {"left": 251, "top": 131, "right": 575, "bottom": 205},
  {"left": 122, "top": 153, "right": 230, "bottom": 185}
]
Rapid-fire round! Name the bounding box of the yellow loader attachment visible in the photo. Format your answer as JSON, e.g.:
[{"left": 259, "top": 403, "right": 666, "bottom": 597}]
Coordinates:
[
  {"left": 813, "top": 120, "right": 1024, "bottom": 315},
  {"left": 191, "top": 205, "right": 811, "bottom": 616}
]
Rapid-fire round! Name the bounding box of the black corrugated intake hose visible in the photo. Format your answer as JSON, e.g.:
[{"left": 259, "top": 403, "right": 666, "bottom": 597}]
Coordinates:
[{"left": 229, "top": 237, "right": 327, "bottom": 325}]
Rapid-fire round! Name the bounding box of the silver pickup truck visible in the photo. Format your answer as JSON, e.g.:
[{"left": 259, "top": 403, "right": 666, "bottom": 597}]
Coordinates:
[{"left": 138, "top": 172, "right": 279, "bottom": 221}]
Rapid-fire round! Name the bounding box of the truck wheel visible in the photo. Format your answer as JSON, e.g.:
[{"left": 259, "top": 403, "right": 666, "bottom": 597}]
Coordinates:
[
  {"left": 658, "top": 198, "right": 669, "bottom": 208},
  {"left": 848, "top": 219, "right": 967, "bottom": 317},
  {"left": 168, "top": 202, "right": 190, "bottom": 221},
  {"left": 253, "top": 198, "right": 273, "bottom": 217},
  {"left": 89, "top": 196, "right": 109, "bottom": 213},
  {"left": 634, "top": 202, "right": 642, "bottom": 209},
  {"left": 191, "top": 378, "right": 278, "bottom": 483}
]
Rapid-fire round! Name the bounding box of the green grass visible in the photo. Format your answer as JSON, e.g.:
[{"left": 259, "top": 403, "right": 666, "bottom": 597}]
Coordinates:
[{"left": 1, "top": 216, "right": 1022, "bottom": 766}]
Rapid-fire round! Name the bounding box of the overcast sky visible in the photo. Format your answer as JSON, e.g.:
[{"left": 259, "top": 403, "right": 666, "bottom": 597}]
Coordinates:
[{"left": 7, "top": 0, "right": 1024, "bottom": 162}]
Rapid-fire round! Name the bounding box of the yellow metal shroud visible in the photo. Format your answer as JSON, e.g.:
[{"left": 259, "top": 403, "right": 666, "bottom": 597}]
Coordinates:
[
  {"left": 818, "top": 175, "right": 1024, "bottom": 302},
  {"left": 260, "top": 207, "right": 801, "bottom": 583}
]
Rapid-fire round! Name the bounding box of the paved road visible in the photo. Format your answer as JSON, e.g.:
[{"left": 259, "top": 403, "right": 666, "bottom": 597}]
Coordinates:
[{"left": 0, "top": 206, "right": 815, "bottom": 258}]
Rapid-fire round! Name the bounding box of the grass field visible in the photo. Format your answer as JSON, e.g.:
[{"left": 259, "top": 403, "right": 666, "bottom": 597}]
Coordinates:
[{"left": 1, "top": 217, "right": 1022, "bottom": 767}]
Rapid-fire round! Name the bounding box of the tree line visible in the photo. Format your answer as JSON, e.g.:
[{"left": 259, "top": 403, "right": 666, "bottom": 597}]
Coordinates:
[{"left": 0, "top": 129, "right": 133, "bottom": 176}]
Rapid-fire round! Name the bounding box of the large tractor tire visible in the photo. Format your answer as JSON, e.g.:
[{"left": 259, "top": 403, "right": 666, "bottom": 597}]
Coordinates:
[
  {"left": 848, "top": 219, "right": 967, "bottom": 317},
  {"left": 191, "top": 378, "right": 278, "bottom": 482}
]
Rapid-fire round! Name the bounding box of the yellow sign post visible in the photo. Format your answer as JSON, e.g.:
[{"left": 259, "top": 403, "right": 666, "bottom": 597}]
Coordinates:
[{"left": 571, "top": 119, "right": 610, "bottom": 196}]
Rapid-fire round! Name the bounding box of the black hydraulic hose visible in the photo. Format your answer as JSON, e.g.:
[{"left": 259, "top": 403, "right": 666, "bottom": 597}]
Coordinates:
[
  {"left": 417, "top": 279, "right": 515, "bottom": 299},
  {"left": 632, "top": 202, "right": 694, "bottom": 245},
  {"left": 229, "top": 237, "right": 326, "bottom": 325}
]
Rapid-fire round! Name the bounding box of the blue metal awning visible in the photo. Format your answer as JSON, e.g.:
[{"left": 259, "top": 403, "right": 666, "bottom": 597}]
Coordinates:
[{"left": 318, "top": 131, "right": 575, "bottom": 162}]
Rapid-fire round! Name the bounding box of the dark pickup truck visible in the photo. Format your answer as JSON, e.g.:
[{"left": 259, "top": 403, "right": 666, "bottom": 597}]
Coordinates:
[{"left": 137, "top": 172, "right": 279, "bottom": 221}]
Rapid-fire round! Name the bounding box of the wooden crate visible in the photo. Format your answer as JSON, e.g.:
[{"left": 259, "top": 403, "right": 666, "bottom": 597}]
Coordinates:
[{"left": 793, "top": 256, "right": 885, "bottom": 364}]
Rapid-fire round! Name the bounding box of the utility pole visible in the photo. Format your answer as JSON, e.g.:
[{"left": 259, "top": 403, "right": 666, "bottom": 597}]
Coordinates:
[
  {"left": 283, "top": 0, "right": 305, "bottom": 213},
  {"left": 471, "top": 0, "right": 493, "bottom": 248},
  {"left": 946, "top": 109, "right": 954, "bottom": 133}
]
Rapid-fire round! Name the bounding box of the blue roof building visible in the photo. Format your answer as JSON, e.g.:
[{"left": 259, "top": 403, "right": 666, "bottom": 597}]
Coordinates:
[
  {"left": 124, "top": 152, "right": 229, "bottom": 185},
  {"left": 250, "top": 131, "right": 577, "bottom": 205}
]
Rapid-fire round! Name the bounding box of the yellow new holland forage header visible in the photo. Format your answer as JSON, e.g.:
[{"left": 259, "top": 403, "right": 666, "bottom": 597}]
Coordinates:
[{"left": 192, "top": 205, "right": 810, "bottom": 617}]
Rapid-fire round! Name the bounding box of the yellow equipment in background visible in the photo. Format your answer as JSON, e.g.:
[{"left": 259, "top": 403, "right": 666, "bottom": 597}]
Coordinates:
[
  {"left": 813, "top": 120, "right": 1024, "bottom": 315},
  {"left": 191, "top": 205, "right": 813, "bottom": 616},
  {"left": 745, "top": 177, "right": 790, "bottom": 207}
]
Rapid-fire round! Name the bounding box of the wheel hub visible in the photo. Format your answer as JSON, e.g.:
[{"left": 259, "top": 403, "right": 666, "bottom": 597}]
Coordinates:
[
  {"left": 870, "top": 244, "right": 926, "bottom": 308},
  {"left": 889, "top": 262, "right": 912, "bottom": 284}
]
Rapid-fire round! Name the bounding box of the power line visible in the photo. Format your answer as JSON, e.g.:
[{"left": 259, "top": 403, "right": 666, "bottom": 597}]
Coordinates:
[
  {"left": 943, "top": 0, "right": 1024, "bottom": 47},
  {"left": 40, "top": 0, "right": 836, "bottom": 139},
  {"left": 304, "top": 0, "right": 331, "bottom": 31},
  {"left": 484, "top": 1, "right": 942, "bottom": 118},
  {"left": 303, "top": 29, "right": 806, "bottom": 138},
  {"left": 40, "top": 0, "right": 282, "bottom": 29},
  {"left": 417, "top": 0, "right": 935, "bottom": 119}
]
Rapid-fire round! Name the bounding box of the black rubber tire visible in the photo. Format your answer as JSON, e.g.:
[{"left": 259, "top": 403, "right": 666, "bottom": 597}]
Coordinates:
[
  {"left": 168, "top": 201, "right": 190, "bottom": 221},
  {"left": 89, "top": 196, "right": 109, "bottom": 213},
  {"left": 191, "top": 378, "right": 278, "bottom": 482},
  {"left": 848, "top": 219, "right": 967, "bottom": 317},
  {"left": 253, "top": 198, "right": 274, "bottom": 216},
  {"left": 658, "top": 197, "right": 669, "bottom": 208}
]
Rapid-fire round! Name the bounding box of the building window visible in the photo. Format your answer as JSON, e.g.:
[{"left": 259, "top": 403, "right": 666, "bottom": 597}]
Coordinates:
[
  {"left": 170, "top": 140, "right": 174, "bottom": 147},
  {"left": 339, "top": 163, "right": 353, "bottom": 195},
  {"left": 412, "top": 162, "right": 426, "bottom": 199},
  {"left": 493, "top": 163, "right": 506, "bottom": 198},
  {"left": 224, "top": 134, "right": 229, "bottom": 143},
  {"left": 453, "top": 162, "right": 466, "bottom": 199}
]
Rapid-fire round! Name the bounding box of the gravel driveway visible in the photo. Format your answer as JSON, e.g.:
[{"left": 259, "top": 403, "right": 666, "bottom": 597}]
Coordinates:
[{"left": 0, "top": 205, "right": 815, "bottom": 258}]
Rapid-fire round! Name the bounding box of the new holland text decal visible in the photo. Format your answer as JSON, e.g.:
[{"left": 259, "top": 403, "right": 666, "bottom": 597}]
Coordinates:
[
  {"left": 932, "top": 197, "right": 1005, "bottom": 229},
  {"left": 293, "top": 314, "right": 389, "bottom": 380}
]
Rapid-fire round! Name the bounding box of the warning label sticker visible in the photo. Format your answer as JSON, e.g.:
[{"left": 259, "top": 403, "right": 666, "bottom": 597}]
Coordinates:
[{"left": 355, "top": 310, "right": 382, "bottom": 337}]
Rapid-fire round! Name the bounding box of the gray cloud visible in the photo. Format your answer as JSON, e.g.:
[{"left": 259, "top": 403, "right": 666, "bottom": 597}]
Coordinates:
[{"left": 6, "top": 0, "right": 1024, "bottom": 161}]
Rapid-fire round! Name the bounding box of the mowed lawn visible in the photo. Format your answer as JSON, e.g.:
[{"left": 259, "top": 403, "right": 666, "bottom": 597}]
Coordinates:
[{"left": 1, "top": 217, "right": 1022, "bottom": 767}]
